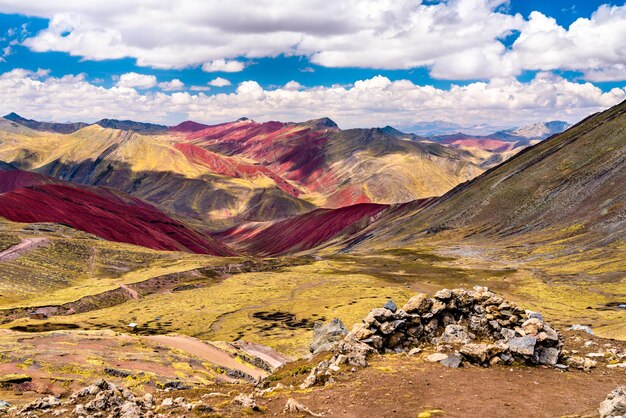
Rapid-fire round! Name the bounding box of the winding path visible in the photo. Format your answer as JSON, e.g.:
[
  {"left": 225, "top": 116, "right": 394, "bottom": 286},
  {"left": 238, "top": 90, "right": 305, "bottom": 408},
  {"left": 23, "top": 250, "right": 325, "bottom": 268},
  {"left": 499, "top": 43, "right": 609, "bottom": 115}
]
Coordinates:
[{"left": 0, "top": 237, "right": 48, "bottom": 262}]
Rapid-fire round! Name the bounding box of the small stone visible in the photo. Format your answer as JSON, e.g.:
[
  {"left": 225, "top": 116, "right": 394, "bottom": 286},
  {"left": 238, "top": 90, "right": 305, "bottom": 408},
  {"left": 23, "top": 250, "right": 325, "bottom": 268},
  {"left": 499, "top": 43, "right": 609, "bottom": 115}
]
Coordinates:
[
  {"left": 283, "top": 398, "right": 323, "bottom": 416},
  {"left": 408, "top": 347, "right": 422, "bottom": 356},
  {"left": 440, "top": 353, "right": 463, "bottom": 368},
  {"left": 384, "top": 299, "right": 398, "bottom": 313},
  {"left": 161, "top": 398, "right": 173, "bottom": 408},
  {"left": 569, "top": 324, "right": 594, "bottom": 335},
  {"left": 425, "top": 353, "right": 448, "bottom": 363}
]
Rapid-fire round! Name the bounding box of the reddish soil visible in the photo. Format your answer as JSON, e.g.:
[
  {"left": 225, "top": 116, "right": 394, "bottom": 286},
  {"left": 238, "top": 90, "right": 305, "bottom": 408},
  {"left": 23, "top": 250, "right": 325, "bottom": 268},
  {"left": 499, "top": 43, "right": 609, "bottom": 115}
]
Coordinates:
[
  {"left": 215, "top": 203, "right": 388, "bottom": 256},
  {"left": 147, "top": 335, "right": 267, "bottom": 380},
  {"left": 0, "top": 170, "right": 235, "bottom": 256},
  {"left": 267, "top": 357, "right": 625, "bottom": 418},
  {"left": 174, "top": 142, "right": 302, "bottom": 196}
]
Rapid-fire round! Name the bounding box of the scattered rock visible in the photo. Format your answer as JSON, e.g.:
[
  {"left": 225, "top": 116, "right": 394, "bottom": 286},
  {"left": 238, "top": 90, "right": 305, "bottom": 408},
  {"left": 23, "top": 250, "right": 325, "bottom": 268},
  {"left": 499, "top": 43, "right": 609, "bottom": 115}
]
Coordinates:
[
  {"left": 20, "top": 395, "right": 61, "bottom": 413},
  {"left": 310, "top": 318, "right": 348, "bottom": 354},
  {"left": 425, "top": 353, "right": 448, "bottom": 363},
  {"left": 566, "top": 356, "right": 597, "bottom": 371},
  {"left": 599, "top": 386, "right": 626, "bottom": 418},
  {"left": 408, "top": 347, "right": 422, "bottom": 356},
  {"left": 233, "top": 393, "right": 258, "bottom": 410},
  {"left": 283, "top": 398, "right": 323, "bottom": 416},
  {"left": 569, "top": 324, "right": 594, "bottom": 335},
  {"left": 104, "top": 367, "right": 132, "bottom": 378}
]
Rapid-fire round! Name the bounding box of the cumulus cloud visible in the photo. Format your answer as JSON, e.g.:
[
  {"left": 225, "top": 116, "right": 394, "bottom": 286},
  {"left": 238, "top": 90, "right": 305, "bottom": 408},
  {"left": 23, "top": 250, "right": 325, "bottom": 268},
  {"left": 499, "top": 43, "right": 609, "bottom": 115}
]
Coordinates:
[
  {"left": 0, "top": 0, "right": 623, "bottom": 80},
  {"left": 202, "top": 60, "right": 245, "bottom": 73},
  {"left": 158, "top": 79, "right": 185, "bottom": 91},
  {"left": 283, "top": 81, "right": 302, "bottom": 91},
  {"left": 208, "top": 77, "right": 231, "bottom": 87},
  {"left": 584, "top": 65, "right": 626, "bottom": 82},
  {"left": 115, "top": 72, "right": 156, "bottom": 88},
  {"left": 1, "top": 69, "right": 623, "bottom": 129}
]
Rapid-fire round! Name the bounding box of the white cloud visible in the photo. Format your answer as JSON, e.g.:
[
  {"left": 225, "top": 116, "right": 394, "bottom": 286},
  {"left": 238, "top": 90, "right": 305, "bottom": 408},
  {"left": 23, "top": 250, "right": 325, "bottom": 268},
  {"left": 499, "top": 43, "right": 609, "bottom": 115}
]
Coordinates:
[
  {"left": 0, "top": 69, "right": 623, "bottom": 129},
  {"left": 208, "top": 77, "right": 231, "bottom": 87},
  {"left": 283, "top": 81, "right": 302, "bottom": 91},
  {"left": 202, "top": 60, "right": 245, "bottom": 73},
  {"left": 115, "top": 72, "right": 156, "bottom": 88},
  {"left": 584, "top": 65, "right": 626, "bottom": 82},
  {"left": 0, "top": 0, "right": 623, "bottom": 81},
  {"left": 190, "top": 85, "right": 211, "bottom": 91},
  {"left": 158, "top": 78, "right": 184, "bottom": 91}
]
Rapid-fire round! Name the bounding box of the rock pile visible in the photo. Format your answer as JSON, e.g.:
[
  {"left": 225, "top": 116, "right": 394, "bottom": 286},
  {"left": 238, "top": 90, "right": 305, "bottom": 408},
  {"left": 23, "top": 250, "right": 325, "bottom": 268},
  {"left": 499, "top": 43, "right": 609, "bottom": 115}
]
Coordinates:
[
  {"left": 13, "top": 379, "right": 204, "bottom": 417},
  {"left": 302, "top": 286, "right": 563, "bottom": 387},
  {"left": 599, "top": 386, "right": 626, "bottom": 418}
]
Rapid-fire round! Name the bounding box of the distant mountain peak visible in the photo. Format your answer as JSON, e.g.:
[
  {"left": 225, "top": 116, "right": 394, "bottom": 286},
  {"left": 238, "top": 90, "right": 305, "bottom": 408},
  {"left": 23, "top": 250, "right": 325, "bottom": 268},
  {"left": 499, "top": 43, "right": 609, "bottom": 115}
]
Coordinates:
[{"left": 3, "top": 112, "right": 26, "bottom": 121}]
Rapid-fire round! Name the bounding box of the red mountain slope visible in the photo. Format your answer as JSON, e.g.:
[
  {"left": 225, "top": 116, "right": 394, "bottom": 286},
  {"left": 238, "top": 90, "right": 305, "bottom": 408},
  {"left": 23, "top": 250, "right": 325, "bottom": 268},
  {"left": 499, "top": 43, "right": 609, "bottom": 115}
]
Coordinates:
[
  {"left": 214, "top": 203, "right": 389, "bottom": 256},
  {"left": 0, "top": 170, "right": 235, "bottom": 256}
]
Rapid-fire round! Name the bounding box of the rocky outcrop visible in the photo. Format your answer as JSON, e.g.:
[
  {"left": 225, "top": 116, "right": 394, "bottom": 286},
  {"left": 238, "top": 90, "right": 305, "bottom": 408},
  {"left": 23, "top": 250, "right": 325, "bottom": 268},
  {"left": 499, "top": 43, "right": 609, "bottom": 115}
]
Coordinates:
[
  {"left": 599, "top": 387, "right": 626, "bottom": 418},
  {"left": 302, "top": 287, "right": 563, "bottom": 387},
  {"left": 310, "top": 318, "right": 348, "bottom": 354}
]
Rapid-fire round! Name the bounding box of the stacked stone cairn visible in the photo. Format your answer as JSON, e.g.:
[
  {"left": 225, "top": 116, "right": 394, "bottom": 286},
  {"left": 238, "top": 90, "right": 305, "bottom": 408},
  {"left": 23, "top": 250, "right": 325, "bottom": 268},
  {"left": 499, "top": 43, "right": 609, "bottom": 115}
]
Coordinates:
[{"left": 302, "top": 286, "right": 563, "bottom": 388}]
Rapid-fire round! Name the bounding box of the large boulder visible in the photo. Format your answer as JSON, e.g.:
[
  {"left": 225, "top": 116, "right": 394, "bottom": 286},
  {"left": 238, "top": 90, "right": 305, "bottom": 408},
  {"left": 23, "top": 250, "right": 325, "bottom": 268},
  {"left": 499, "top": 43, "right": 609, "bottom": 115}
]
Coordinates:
[{"left": 309, "top": 318, "right": 348, "bottom": 354}]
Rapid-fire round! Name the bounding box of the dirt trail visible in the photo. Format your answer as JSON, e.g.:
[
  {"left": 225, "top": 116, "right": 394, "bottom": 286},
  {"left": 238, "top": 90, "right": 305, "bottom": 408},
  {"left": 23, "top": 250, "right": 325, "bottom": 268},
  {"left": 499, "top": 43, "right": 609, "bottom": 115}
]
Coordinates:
[
  {"left": 146, "top": 334, "right": 267, "bottom": 380},
  {"left": 0, "top": 237, "right": 48, "bottom": 262},
  {"left": 119, "top": 284, "right": 139, "bottom": 300}
]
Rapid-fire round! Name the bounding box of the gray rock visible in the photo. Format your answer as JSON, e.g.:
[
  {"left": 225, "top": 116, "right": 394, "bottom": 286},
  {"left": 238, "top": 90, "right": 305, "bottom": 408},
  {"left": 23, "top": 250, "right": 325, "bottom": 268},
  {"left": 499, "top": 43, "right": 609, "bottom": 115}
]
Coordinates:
[
  {"left": 507, "top": 336, "right": 537, "bottom": 356},
  {"left": 599, "top": 386, "right": 626, "bottom": 418},
  {"left": 379, "top": 319, "right": 405, "bottom": 335},
  {"left": 310, "top": 318, "right": 348, "bottom": 353},
  {"left": 500, "top": 328, "right": 516, "bottom": 340},
  {"left": 460, "top": 343, "right": 491, "bottom": 364},
  {"left": 568, "top": 324, "right": 594, "bottom": 335},
  {"left": 384, "top": 299, "right": 398, "bottom": 313},
  {"left": 438, "top": 324, "right": 471, "bottom": 344},
  {"left": 425, "top": 353, "right": 448, "bottom": 362},
  {"left": 0, "top": 400, "right": 10, "bottom": 409},
  {"left": 537, "top": 347, "right": 559, "bottom": 366},
  {"left": 440, "top": 353, "right": 463, "bottom": 368},
  {"left": 526, "top": 311, "right": 544, "bottom": 322}
]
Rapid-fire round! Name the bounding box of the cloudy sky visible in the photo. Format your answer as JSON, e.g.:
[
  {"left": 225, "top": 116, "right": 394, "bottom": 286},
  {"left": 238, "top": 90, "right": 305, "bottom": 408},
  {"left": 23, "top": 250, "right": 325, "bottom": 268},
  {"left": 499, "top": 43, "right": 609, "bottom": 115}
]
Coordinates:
[{"left": 0, "top": 0, "right": 625, "bottom": 129}]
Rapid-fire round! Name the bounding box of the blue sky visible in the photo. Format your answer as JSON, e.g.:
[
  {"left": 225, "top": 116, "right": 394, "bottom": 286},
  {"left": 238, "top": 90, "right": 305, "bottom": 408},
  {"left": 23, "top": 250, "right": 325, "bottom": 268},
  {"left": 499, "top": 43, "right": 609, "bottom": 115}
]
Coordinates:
[{"left": 0, "top": 0, "right": 624, "bottom": 128}]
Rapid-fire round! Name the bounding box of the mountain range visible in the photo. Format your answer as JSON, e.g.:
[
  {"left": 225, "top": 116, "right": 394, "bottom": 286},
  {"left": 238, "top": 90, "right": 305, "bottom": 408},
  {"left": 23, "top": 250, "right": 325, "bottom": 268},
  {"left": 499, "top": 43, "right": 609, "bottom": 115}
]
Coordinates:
[{"left": 0, "top": 101, "right": 623, "bottom": 416}]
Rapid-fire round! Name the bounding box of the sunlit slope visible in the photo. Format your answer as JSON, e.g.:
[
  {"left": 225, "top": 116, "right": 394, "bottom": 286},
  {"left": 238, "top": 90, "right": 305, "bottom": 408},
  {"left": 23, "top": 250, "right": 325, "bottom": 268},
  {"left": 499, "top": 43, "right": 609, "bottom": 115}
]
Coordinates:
[
  {"left": 355, "top": 99, "right": 626, "bottom": 248},
  {"left": 0, "top": 121, "right": 313, "bottom": 226},
  {"left": 178, "top": 118, "right": 483, "bottom": 207}
]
